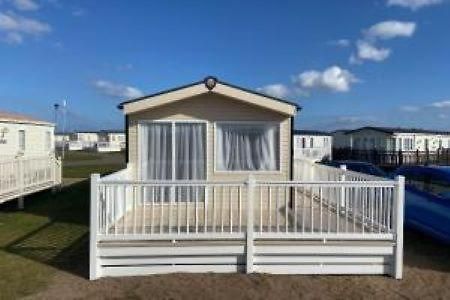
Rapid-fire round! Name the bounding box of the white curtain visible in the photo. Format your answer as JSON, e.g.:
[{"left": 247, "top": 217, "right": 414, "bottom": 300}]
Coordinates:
[
  {"left": 175, "top": 123, "right": 206, "bottom": 180},
  {"left": 216, "top": 123, "right": 279, "bottom": 171},
  {"left": 141, "top": 122, "right": 206, "bottom": 202},
  {"left": 175, "top": 123, "right": 206, "bottom": 201},
  {"left": 141, "top": 123, "right": 172, "bottom": 180}
]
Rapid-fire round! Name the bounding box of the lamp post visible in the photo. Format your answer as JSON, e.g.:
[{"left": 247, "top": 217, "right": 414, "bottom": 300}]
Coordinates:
[
  {"left": 54, "top": 103, "right": 59, "bottom": 127},
  {"left": 54, "top": 104, "right": 60, "bottom": 157},
  {"left": 61, "top": 100, "right": 67, "bottom": 159}
]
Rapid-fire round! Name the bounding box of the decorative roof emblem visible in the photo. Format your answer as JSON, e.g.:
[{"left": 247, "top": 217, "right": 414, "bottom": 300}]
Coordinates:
[{"left": 204, "top": 76, "right": 217, "bottom": 90}]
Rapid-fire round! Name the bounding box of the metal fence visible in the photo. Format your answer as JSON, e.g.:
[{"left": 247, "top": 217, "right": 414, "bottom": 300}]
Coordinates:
[{"left": 333, "top": 148, "right": 450, "bottom": 166}]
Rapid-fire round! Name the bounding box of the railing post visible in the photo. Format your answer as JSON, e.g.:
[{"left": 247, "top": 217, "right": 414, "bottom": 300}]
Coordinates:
[
  {"left": 90, "top": 173, "right": 100, "bottom": 280},
  {"left": 393, "top": 175, "right": 405, "bottom": 279},
  {"left": 18, "top": 157, "right": 24, "bottom": 210},
  {"left": 339, "top": 165, "right": 347, "bottom": 208},
  {"left": 246, "top": 175, "right": 255, "bottom": 274}
]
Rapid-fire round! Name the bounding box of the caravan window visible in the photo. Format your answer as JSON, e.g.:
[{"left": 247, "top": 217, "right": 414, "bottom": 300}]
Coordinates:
[
  {"left": 18, "top": 130, "right": 25, "bottom": 151},
  {"left": 403, "top": 138, "right": 414, "bottom": 151},
  {"left": 46, "top": 132, "right": 51, "bottom": 150},
  {"left": 216, "top": 123, "right": 280, "bottom": 171}
]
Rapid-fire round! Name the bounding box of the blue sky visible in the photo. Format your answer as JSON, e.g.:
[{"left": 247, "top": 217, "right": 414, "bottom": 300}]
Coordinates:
[{"left": 0, "top": 0, "right": 449, "bottom": 131}]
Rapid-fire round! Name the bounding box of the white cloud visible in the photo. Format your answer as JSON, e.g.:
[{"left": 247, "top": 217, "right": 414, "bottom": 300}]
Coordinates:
[
  {"left": 0, "top": 11, "right": 51, "bottom": 44},
  {"left": 387, "top": 0, "right": 443, "bottom": 10},
  {"left": 400, "top": 105, "right": 420, "bottom": 112},
  {"left": 352, "top": 40, "right": 391, "bottom": 63},
  {"left": 94, "top": 80, "right": 144, "bottom": 99},
  {"left": 430, "top": 100, "right": 450, "bottom": 108},
  {"left": 349, "top": 20, "right": 416, "bottom": 64},
  {"left": 293, "top": 66, "right": 359, "bottom": 93},
  {"left": 12, "top": 0, "right": 39, "bottom": 11},
  {"left": 365, "top": 21, "right": 416, "bottom": 40},
  {"left": 328, "top": 39, "right": 350, "bottom": 47},
  {"left": 257, "top": 84, "right": 290, "bottom": 98},
  {"left": 3, "top": 31, "right": 22, "bottom": 44}
]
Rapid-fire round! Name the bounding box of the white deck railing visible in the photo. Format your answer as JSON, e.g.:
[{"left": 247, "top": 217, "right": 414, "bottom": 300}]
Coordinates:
[
  {"left": 294, "top": 147, "right": 332, "bottom": 162},
  {"left": 0, "top": 155, "right": 62, "bottom": 205},
  {"left": 90, "top": 159, "right": 404, "bottom": 279},
  {"left": 92, "top": 178, "right": 399, "bottom": 239}
]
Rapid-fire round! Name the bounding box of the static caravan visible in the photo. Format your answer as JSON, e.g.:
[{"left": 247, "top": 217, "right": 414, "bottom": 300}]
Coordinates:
[
  {"left": 334, "top": 126, "right": 450, "bottom": 152},
  {"left": 68, "top": 140, "right": 84, "bottom": 151},
  {"left": 70, "top": 131, "right": 99, "bottom": 149},
  {"left": 293, "top": 130, "right": 332, "bottom": 162},
  {"left": 0, "top": 111, "right": 61, "bottom": 207},
  {"left": 55, "top": 132, "right": 71, "bottom": 149},
  {"left": 0, "top": 111, "right": 55, "bottom": 159},
  {"left": 97, "top": 130, "right": 125, "bottom": 152},
  {"left": 90, "top": 77, "right": 405, "bottom": 280}
]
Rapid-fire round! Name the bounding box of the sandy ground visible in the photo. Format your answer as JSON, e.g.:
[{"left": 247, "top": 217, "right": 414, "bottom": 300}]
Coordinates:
[{"left": 26, "top": 229, "right": 449, "bottom": 300}]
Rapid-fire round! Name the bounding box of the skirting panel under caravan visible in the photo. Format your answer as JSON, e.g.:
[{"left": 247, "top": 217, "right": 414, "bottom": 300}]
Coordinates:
[{"left": 94, "top": 238, "right": 394, "bottom": 278}]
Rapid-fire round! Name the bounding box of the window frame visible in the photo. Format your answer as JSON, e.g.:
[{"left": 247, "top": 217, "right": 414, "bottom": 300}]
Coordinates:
[
  {"left": 137, "top": 119, "right": 209, "bottom": 181},
  {"left": 45, "top": 131, "right": 52, "bottom": 151},
  {"left": 18, "top": 130, "right": 25, "bottom": 152},
  {"left": 403, "top": 137, "right": 414, "bottom": 151},
  {"left": 213, "top": 121, "right": 282, "bottom": 174}
]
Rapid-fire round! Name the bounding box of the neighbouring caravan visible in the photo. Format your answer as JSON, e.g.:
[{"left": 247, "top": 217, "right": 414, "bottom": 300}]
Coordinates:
[
  {"left": 97, "top": 130, "right": 125, "bottom": 152},
  {"left": 293, "top": 130, "right": 332, "bottom": 162},
  {"left": 0, "top": 111, "right": 55, "bottom": 158},
  {"left": 68, "top": 140, "right": 84, "bottom": 151},
  {"left": 70, "top": 131, "right": 99, "bottom": 149},
  {"left": 333, "top": 126, "right": 450, "bottom": 152},
  {"left": 332, "top": 126, "right": 450, "bottom": 165},
  {"left": 0, "top": 111, "right": 61, "bottom": 207},
  {"left": 55, "top": 132, "right": 71, "bottom": 149}
]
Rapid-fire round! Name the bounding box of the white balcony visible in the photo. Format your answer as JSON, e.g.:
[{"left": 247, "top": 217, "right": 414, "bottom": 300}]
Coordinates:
[{"left": 0, "top": 155, "right": 62, "bottom": 206}]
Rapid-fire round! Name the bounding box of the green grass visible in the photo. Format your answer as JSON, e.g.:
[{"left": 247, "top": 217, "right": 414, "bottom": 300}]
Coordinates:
[
  {"left": 62, "top": 150, "right": 100, "bottom": 161},
  {"left": 62, "top": 150, "right": 124, "bottom": 161},
  {"left": 63, "top": 164, "right": 125, "bottom": 178},
  {"left": 0, "top": 152, "right": 124, "bottom": 299}
]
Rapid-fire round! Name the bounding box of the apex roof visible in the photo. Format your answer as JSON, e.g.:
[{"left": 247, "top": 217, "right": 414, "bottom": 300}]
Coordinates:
[{"left": 118, "top": 76, "right": 301, "bottom": 116}]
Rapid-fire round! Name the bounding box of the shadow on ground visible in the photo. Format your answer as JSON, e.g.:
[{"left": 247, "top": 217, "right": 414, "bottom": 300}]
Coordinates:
[
  {"left": 403, "top": 228, "right": 450, "bottom": 273},
  {"left": 1, "top": 180, "right": 90, "bottom": 278}
]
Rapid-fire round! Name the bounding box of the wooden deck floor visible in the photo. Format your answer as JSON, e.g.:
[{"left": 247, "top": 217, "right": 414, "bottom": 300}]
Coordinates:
[{"left": 103, "top": 195, "right": 377, "bottom": 235}]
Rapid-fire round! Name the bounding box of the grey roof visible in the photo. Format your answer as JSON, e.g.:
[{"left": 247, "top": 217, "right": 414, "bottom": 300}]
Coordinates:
[
  {"left": 117, "top": 76, "right": 302, "bottom": 111},
  {"left": 293, "top": 129, "right": 332, "bottom": 136},
  {"left": 100, "top": 130, "right": 124, "bottom": 134},
  {"left": 345, "top": 126, "right": 450, "bottom": 135}
]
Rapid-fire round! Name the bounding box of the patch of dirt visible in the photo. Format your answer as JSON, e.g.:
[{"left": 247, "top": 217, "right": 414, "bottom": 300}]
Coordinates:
[{"left": 27, "top": 230, "right": 450, "bottom": 300}]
